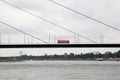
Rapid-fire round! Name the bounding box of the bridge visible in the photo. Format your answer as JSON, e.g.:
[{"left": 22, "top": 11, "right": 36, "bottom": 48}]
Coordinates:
[
  {"left": 0, "top": 0, "right": 120, "bottom": 49},
  {"left": 0, "top": 44, "right": 119, "bottom": 48}
]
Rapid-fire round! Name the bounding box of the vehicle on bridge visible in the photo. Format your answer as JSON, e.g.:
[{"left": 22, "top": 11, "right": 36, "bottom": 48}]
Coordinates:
[{"left": 57, "top": 40, "right": 70, "bottom": 44}]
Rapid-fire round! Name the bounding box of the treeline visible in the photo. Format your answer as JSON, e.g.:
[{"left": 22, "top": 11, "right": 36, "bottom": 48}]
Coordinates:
[{"left": 0, "top": 50, "right": 120, "bottom": 61}]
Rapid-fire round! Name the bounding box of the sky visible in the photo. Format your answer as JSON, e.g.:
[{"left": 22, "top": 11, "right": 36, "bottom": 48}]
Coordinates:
[{"left": 0, "top": 0, "right": 120, "bottom": 56}]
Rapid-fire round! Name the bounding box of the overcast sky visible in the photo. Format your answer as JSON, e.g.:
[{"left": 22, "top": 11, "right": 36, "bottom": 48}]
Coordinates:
[{"left": 0, "top": 0, "right": 120, "bottom": 56}]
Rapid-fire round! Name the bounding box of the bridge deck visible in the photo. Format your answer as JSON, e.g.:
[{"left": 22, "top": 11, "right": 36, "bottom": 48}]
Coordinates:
[{"left": 0, "top": 44, "right": 120, "bottom": 48}]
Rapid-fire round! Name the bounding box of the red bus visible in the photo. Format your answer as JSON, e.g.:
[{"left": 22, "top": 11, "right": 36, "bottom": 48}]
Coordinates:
[{"left": 57, "top": 40, "right": 70, "bottom": 44}]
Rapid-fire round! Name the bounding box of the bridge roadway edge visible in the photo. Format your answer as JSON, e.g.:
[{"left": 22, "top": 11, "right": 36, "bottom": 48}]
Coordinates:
[{"left": 0, "top": 44, "right": 120, "bottom": 48}]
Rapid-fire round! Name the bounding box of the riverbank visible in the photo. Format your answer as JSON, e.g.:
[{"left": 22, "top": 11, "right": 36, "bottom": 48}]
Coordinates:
[{"left": 0, "top": 60, "right": 22, "bottom": 62}]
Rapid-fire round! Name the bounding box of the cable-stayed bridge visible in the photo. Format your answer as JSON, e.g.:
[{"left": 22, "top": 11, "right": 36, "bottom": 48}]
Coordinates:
[{"left": 0, "top": 0, "right": 120, "bottom": 48}]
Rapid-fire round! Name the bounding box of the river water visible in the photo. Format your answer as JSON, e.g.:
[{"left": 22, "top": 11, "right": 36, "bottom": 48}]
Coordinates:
[{"left": 0, "top": 61, "right": 120, "bottom": 80}]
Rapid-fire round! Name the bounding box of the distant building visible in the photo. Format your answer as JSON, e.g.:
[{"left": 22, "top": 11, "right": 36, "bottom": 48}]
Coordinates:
[{"left": 64, "top": 53, "right": 68, "bottom": 59}]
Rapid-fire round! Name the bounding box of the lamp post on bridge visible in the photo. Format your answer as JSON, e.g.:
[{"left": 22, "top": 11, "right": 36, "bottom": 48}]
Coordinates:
[
  {"left": 8, "top": 35, "right": 10, "bottom": 44},
  {"left": 0, "top": 32, "right": 1, "bottom": 44}
]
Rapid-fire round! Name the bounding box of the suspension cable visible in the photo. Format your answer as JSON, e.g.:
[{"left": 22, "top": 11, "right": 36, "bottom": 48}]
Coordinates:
[{"left": 0, "top": 0, "right": 97, "bottom": 43}]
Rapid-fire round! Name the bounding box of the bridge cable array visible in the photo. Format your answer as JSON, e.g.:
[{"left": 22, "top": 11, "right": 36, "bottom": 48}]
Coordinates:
[
  {"left": 0, "top": 0, "right": 97, "bottom": 43},
  {"left": 49, "top": 0, "right": 120, "bottom": 32},
  {"left": 0, "top": 21, "right": 48, "bottom": 44}
]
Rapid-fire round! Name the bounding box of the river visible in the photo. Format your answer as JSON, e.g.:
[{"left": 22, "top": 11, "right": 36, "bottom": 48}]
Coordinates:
[{"left": 0, "top": 61, "right": 120, "bottom": 80}]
